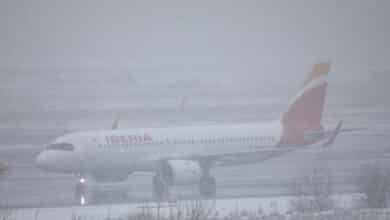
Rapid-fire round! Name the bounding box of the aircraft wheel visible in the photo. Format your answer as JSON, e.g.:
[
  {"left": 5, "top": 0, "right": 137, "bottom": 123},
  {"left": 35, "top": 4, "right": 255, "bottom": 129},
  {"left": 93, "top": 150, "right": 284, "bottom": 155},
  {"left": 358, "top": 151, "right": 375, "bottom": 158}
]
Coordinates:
[
  {"left": 152, "top": 174, "right": 169, "bottom": 200},
  {"left": 199, "top": 176, "right": 216, "bottom": 197}
]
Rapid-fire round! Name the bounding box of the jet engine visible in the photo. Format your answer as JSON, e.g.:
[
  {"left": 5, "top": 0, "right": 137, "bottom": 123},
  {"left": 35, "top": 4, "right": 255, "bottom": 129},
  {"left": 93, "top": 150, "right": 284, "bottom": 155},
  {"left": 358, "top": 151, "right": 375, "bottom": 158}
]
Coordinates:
[{"left": 160, "top": 160, "right": 202, "bottom": 185}]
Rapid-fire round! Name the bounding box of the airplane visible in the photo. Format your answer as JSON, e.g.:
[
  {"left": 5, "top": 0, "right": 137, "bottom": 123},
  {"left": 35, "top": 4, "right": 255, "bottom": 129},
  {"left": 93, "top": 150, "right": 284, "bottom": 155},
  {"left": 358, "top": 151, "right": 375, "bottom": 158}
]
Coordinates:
[{"left": 36, "top": 62, "right": 343, "bottom": 203}]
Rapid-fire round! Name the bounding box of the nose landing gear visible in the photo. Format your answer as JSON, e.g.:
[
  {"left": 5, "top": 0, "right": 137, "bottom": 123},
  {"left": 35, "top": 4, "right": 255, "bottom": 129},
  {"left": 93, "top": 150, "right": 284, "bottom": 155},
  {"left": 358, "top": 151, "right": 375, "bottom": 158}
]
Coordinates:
[{"left": 75, "top": 177, "right": 88, "bottom": 206}]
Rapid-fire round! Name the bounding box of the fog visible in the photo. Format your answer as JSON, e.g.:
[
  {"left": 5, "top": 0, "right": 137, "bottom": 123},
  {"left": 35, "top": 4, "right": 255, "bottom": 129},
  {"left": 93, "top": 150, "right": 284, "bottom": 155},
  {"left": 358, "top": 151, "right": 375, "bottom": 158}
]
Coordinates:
[
  {"left": 1, "top": 1, "right": 390, "bottom": 219},
  {"left": 1, "top": 0, "right": 389, "bottom": 124},
  {"left": 1, "top": 1, "right": 389, "bottom": 76}
]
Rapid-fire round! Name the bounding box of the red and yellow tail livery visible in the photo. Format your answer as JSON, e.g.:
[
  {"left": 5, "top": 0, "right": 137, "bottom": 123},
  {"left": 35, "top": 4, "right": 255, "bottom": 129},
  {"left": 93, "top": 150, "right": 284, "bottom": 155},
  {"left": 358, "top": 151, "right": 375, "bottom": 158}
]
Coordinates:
[{"left": 281, "top": 62, "right": 331, "bottom": 145}]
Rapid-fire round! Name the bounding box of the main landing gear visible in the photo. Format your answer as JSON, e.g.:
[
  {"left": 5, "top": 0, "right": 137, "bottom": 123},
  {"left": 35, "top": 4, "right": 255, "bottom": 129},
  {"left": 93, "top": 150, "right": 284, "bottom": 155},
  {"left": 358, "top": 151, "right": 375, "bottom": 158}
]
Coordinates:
[
  {"left": 152, "top": 174, "right": 169, "bottom": 200},
  {"left": 152, "top": 171, "right": 216, "bottom": 200},
  {"left": 199, "top": 175, "right": 216, "bottom": 197},
  {"left": 199, "top": 160, "right": 216, "bottom": 198}
]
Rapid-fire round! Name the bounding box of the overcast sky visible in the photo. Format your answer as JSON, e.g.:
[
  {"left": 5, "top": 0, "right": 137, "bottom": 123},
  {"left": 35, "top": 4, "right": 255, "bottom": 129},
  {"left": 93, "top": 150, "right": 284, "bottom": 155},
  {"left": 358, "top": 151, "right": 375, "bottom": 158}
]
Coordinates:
[{"left": 0, "top": 0, "right": 389, "bottom": 84}]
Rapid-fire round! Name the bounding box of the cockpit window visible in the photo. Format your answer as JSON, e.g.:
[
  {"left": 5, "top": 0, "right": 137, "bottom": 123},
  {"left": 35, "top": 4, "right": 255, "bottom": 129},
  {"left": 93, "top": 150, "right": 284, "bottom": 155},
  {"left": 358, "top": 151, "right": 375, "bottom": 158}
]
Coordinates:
[{"left": 46, "top": 143, "right": 74, "bottom": 151}]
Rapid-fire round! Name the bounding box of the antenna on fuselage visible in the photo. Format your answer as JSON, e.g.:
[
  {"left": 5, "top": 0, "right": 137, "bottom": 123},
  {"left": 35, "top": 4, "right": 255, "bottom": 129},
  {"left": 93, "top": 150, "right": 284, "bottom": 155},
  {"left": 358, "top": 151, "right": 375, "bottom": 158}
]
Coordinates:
[
  {"left": 112, "top": 116, "right": 120, "bottom": 130},
  {"left": 180, "top": 96, "right": 188, "bottom": 112}
]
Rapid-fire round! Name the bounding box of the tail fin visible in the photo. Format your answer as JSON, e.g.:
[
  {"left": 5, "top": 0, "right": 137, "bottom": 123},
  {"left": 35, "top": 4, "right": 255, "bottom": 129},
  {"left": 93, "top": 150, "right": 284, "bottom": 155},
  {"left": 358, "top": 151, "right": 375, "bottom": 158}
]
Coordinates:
[{"left": 281, "top": 62, "right": 331, "bottom": 145}]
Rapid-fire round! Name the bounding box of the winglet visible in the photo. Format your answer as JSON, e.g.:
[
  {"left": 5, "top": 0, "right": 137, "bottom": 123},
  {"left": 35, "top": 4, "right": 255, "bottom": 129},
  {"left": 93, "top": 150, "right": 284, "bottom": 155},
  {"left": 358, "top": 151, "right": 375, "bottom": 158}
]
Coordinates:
[{"left": 323, "top": 120, "right": 343, "bottom": 147}]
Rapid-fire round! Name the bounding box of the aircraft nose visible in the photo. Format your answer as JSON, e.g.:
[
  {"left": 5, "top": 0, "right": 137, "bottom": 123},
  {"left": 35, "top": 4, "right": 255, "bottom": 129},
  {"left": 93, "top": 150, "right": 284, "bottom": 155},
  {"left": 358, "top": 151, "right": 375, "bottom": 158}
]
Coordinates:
[{"left": 35, "top": 149, "right": 81, "bottom": 172}]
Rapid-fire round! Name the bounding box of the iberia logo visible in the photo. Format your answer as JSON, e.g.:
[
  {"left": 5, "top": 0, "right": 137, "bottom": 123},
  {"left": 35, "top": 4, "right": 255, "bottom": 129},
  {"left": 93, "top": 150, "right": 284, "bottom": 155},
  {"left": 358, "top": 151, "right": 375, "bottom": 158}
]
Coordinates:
[{"left": 105, "top": 134, "right": 153, "bottom": 145}]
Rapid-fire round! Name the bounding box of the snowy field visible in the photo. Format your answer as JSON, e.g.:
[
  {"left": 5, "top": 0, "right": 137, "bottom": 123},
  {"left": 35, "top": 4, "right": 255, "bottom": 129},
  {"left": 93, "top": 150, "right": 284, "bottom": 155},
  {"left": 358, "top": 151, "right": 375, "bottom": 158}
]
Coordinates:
[{"left": 0, "top": 194, "right": 364, "bottom": 220}]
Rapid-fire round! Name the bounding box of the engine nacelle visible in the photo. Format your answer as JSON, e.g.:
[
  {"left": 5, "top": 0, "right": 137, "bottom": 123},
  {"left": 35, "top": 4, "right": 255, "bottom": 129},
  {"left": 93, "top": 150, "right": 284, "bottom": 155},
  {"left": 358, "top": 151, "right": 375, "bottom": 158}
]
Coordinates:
[{"left": 160, "top": 160, "right": 202, "bottom": 185}]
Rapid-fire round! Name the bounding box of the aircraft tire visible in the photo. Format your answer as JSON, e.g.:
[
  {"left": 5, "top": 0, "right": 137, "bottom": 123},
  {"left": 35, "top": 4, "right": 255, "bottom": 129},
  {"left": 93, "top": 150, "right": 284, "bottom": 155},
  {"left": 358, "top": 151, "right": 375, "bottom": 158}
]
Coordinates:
[
  {"left": 152, "top": 174, "right": 169, "bottom": 200},
  {"left": 199, "top": 176, "right": 216, "bottom": 198}
]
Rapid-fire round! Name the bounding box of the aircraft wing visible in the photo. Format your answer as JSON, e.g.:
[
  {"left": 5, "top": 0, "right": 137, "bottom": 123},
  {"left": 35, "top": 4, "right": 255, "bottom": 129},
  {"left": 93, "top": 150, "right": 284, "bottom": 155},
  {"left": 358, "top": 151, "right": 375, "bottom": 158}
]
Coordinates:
[
  {"left": 143, "top": 121, "right": 366, "bottom": 166},
  {"left": 213, "top": 149, "right": 292, "bottom": 166},
  {"left": 146, "top": 147, "right": 295, "bottom": 168}
]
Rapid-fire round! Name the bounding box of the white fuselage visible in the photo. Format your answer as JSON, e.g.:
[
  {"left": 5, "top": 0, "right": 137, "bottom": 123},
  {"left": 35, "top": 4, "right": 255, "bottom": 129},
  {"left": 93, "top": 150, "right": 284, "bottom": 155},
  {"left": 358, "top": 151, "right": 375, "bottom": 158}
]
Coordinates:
[{"left": 36, "top": 121, "right": 284, "bottom": 176}]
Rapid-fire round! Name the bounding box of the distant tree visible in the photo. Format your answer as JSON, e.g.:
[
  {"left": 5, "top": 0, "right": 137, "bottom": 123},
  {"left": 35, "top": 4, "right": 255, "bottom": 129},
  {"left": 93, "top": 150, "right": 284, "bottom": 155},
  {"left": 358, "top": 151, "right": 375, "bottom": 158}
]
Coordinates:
[
  {"left": 356, "top": 162, "right": 390, "bottom": 209},
  {"left": 127, "top": 198, "right": 216, "bottom": 220},
  {"left": 0, "top": 162, "right": 7, "bottom": 176},
  {"left": 180, "top": 199, "right": 215, "bottom": 220},
  {"left": 290, "top": 166, "right": 334, "bottom": 213}
]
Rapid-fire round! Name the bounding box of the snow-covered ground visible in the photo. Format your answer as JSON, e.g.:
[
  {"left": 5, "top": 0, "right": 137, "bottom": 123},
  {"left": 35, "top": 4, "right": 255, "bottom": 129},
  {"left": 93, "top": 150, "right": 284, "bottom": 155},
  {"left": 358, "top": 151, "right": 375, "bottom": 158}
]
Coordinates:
[{"left": 1, "top": 194, "right": 363, "bottom": 220}]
